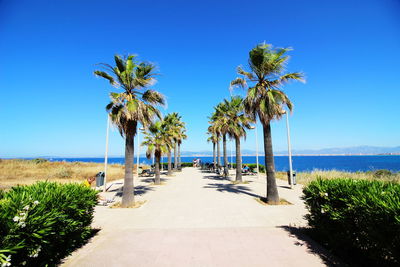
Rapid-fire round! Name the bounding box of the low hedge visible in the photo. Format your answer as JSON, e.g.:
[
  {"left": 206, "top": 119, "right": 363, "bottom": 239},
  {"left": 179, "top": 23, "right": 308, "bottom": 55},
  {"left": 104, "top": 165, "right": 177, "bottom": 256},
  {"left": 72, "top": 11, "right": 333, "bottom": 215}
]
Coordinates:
[
  {"left": 302, "top": 178, "right": 400, "bottom": 266},
  {"left": 159, "top": 162, "right": 192, "bottom": 168},
  {"left": 0, "top": 182, "right": 98, "bottom": 266},
  {"left": 230, "top": 163, "right": 265, "bottom": 173}
]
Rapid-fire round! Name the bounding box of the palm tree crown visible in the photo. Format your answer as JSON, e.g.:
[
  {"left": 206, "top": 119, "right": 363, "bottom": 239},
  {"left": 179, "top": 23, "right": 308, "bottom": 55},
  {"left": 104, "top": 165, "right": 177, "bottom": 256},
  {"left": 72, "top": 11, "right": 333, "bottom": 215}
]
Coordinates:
[
  {"left": 95, "top": 55, "right": 165, "bottom": 137},
  {"left": 142, "top": 120, "right": 173, "bottom": 159},
  {"left": 217, "top": 96, "right": 253, "bottom": 140},
  {"left": 230, "top": 43, "right": 304, "bottom": 123}
]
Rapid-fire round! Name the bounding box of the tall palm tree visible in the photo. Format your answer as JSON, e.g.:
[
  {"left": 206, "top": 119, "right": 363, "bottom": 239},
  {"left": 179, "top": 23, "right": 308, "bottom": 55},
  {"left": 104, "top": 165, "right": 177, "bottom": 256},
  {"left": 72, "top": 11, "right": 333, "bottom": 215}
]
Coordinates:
[
  {"left": 142, "top": 120, "right": 173, "bottom": 184},
  {"left": 218, "top": 96, "right": 253, "bottom": 182},
  {"left": 207, "top": 131, "right": 218, "bottom": 170},
  {"left": 230, "top": 43, "right": 304, "bottom": 203},
  {"left": 176, "top": 127, "right": 187, "bottom": 170},
  {"left": 166, "top": 112, "right": 185, "bottom": 171},
  {"left": 94, "top": 54, "right": 164, "bottom": 207},
  {"left": 208, "top": 119, "right": 221, "bottom": 170},
  {"left": 212, "top": 102, "right": 231, "bottom": 177},
  {"left": 163, "top": 113, "right": 179, "bottom": 176}
]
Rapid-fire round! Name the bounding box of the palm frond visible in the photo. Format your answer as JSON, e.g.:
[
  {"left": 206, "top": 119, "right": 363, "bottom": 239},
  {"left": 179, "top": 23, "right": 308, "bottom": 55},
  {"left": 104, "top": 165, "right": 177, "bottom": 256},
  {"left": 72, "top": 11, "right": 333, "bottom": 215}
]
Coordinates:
[
  {"left": 94, "top": 71, "right": 117, "bottom": 86},
  {"left": 114, "top": 55, "right": 126, "bottom": 73},
  {"left": 237, "top": 66, "right": 254, "bottom": 80},
  {"left": 230, "top": 77, "right": 247, "bottom": 89}
]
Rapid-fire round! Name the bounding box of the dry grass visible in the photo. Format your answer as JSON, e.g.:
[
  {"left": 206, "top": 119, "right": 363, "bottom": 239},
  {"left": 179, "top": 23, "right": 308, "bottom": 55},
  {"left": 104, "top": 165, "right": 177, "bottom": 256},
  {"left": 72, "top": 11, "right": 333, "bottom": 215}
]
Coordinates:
[
  {"left": 275, "top": 170, "right": 400, "bottom": 185},
  {"left": 0, "top": 159, "right": 127, "bottom": 189}
]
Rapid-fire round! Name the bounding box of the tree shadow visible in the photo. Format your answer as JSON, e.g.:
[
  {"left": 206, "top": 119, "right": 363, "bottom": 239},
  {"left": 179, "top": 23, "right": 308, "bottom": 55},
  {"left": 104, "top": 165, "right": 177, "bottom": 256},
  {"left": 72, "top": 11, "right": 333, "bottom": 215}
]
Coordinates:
[
  {"left": 203, "top": 175, "right": 229, "bottom": 181},
  {"left": 201, "top": 170, "right": 215, "bottom": 173},
  {"left": 140, "top": 177, "right": 169, "bottom": 183},
  {"left": 278, "top": 226, "right": 346, "bottom": 267},
  {"left": 112, "top": 185, "right": 154, "bottom": 197},
  {"left": 278, "top": 185, "right": 292, "bottom": 190},
  {"left": 203, "top": 183, "right": 259, "bottom": 198}
]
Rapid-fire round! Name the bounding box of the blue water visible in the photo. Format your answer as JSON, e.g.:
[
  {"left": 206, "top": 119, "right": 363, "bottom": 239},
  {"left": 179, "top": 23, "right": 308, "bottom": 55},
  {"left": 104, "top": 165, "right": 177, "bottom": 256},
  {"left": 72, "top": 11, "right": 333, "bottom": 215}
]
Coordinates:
[{"left": 43, "top": 155, "right": 400, "bottom": 172}]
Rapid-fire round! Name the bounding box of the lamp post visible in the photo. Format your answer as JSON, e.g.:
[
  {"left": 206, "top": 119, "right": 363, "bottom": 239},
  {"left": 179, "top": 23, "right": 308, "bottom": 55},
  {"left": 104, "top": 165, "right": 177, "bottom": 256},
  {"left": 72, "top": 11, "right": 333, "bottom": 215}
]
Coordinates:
[
  {"left": 136, "top": 127, "right": 145, "bottom": 178},
  {"left": 103, "top": 114, "right": 110, "bottom": 192},
  {"left": 230, "top": 141, "right": 233, "bottom": 169},
  {"left": 283, "top": 110, "right": 294, "bottom": 188},
  {"left": 249, "top": 125, "right": 260, "bottom": 179}
]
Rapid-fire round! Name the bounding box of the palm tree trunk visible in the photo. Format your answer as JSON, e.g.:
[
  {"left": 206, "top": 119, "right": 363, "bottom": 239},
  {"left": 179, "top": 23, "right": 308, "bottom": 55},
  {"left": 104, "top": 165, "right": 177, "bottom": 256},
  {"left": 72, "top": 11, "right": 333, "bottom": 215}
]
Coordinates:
[
  {"left": 235, "top": 136, "right": 242, "bottom": 182},
  {"left": 178, "top": 143, "right": 181, "bottom": 170},
  {"left": 263, "top": 122, "right": 279, "bottom": 204},
  {"left": 217, "top": 139, "right": 221, "bottom": 167},
  {"left": 223, "top": 134, "right": 229, "bottom": 177},
  {"left": 212, "top": 142, "right": 216, "bottom": 170},
  {"left": 155, "top": 150, "right": 161, "bottom": 185},
  {"left": 121, "top": 132, "right": 135, "bottom": 207},
  {"left": 167, "top": 150, "right": 172, "bottom": 176},
  {"left": 173, "top": 143, "right": 178, "bottom": 170}
]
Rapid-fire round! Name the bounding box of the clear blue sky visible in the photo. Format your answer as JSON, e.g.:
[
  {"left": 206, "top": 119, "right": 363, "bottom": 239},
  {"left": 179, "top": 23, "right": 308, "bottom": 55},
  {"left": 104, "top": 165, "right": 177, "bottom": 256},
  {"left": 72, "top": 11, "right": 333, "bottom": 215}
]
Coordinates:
[{"left": 1, "top": 0, "right": 399, "bottom": 157}]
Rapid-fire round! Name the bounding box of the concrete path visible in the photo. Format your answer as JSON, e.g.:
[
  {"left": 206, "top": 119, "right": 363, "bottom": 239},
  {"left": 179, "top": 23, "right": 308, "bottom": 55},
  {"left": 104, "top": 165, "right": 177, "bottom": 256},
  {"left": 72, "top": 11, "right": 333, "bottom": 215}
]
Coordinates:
[{"left": 62, "top": 168, "right": 337, "bottom": 267}]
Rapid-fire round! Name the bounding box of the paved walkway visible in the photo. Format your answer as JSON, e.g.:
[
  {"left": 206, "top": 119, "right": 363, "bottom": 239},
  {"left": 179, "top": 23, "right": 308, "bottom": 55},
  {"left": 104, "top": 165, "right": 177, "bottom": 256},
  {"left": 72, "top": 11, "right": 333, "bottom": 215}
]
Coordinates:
[{"left": 62, "top": 168, "right": 338, "bottom": 267}]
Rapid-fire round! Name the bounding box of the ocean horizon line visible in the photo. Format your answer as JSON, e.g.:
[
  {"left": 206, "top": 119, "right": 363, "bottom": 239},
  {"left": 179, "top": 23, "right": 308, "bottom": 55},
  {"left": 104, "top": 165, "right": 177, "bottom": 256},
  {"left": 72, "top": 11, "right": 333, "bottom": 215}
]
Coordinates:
[{"left": 3, "top": 153, "right": 400, "bottom": 159}]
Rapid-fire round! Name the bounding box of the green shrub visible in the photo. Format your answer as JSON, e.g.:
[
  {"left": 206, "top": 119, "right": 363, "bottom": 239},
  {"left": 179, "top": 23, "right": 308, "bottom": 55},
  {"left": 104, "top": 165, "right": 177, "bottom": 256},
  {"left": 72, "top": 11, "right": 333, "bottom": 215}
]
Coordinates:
[
  {"left": 159, "top": 162, "right": 192, "bottom": 168},
  {"left": 0, "top": 182, "right": 98, "bottom": 266},
  {"left": 31, "top": 158, "right": 49, "bottom": 164},
  {"left": 230, "top": 163, "right": 265, "bottom": 173},
  {"left": 373, "top": 169, "right": 392, "bottom": 178},
  {"left": 302, "top": 178, "right": 400, "bottom": 266},
  {"left": 180, "top": 162, "right": 192, "bottom": 168}
]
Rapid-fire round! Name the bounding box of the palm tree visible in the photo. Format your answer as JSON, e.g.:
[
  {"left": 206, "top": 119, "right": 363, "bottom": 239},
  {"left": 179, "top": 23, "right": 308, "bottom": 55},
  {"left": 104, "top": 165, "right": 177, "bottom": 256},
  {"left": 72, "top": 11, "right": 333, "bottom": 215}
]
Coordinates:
[
  {"left": 208, "top": 119, "right": 221, "bottom": 171},
  {"left": 142, "top": 120, "right": 173, "bottom": 184},
  {"left": 217, "top": 96, "right": 253, "bottom": 182},
  {"left": 207, "top": 131, "right": 218, "bottom": 170},
  {"left": 230, "top": 43, "right": 304, "bottom": 203},
  {"left": 94, "top": 54, "right": 164, "bottom": 207},
  {"left": 166, "top": 112, "right": 184, "bottom": 171},
  {"left": 163, "top": 112, "right": 186, "bottom": 172},
  {"left": 212, "top": 102, "right": 231, "bottom": 177},
  {"left": 176, "top": 127, "right": 187, "bottom": 170},
  {"left": 163, "top": 113, "right": 178, "bottom": 176}
]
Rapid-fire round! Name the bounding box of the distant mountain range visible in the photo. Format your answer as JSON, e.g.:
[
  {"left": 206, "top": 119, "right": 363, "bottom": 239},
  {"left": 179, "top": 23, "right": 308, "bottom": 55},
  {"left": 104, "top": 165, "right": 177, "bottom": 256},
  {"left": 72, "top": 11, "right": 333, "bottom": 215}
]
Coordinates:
[{"left": 180, "top": 146, "right": 400, "bottom": 156}]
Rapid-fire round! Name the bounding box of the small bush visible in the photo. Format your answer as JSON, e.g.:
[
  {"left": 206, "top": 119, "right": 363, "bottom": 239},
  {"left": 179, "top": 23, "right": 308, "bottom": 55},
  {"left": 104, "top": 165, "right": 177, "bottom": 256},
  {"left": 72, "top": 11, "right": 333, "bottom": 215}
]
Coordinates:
[
  {"left": 180, "top": 162, "right": 192, "bottom": 168},
  {"left": 302, "top": 178, "right": 400, "bottom": 266},
  {"left": 0, "top": 181, "right": 98, "bottom": 266},
  {"left": 159, "top": 162, "right": 192, "bottom": 168},
  {"left": 373, "top": 169, "right": 392, "bottom": 178},
  {"left": 31, "top": 158, "right": 48, "bottom": 164},
  {"left": 55, "top": 167, "right": 73, "bottom": 178},
  {"left": 230, "top": 163, "right": 265, "bottom": 173}
]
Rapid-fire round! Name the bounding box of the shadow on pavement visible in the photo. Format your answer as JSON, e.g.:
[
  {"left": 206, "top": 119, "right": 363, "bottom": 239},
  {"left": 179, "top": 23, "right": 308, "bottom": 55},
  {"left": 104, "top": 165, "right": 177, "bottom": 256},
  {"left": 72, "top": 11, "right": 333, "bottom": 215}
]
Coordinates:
[
  {"left": 111, "top": 185, "right": 154, "bottom": 197},
  {"left": 278, "top": 185, "right": 292, "bottom": 190},
  {"left": 59, "top": 228, "right": 100, "bottom": 265},
  {"left": 140, "top": 177, "right": 169, "bottom": 183},
  {"left": 203, "top": 175, "right": 230, "bottom": 181},
  {"left": 203, "top": 183, "right": 260, "bottom": 198},
  {"left": 278, "top": 226, "right": 346, "bottom": 267}
]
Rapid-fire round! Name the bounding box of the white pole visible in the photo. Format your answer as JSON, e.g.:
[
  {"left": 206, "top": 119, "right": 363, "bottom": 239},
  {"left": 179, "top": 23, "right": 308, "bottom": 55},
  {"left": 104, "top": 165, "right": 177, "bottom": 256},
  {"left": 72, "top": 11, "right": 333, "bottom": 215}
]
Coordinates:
[
  {"left": 285, "top": 111, "right": 294, "bottom": 189},
  {"left": 255, "top": 123, "right": 260, "bottom": 179},
  {"left": 136, "top": 127, "right": 140, "bottom": 178},
  {"left": 103, "top": 114, "right": 110, "bottom": 192},
  {"left": 230, "top": 141, "right": 233, "bottom": 169}
]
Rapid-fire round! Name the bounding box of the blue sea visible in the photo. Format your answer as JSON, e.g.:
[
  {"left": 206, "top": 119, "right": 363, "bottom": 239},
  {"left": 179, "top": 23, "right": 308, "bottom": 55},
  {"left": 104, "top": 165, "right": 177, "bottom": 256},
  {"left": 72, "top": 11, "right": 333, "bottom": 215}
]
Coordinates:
[{"left": 43, "top": 155, "right": 400, "bottom": 172}]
